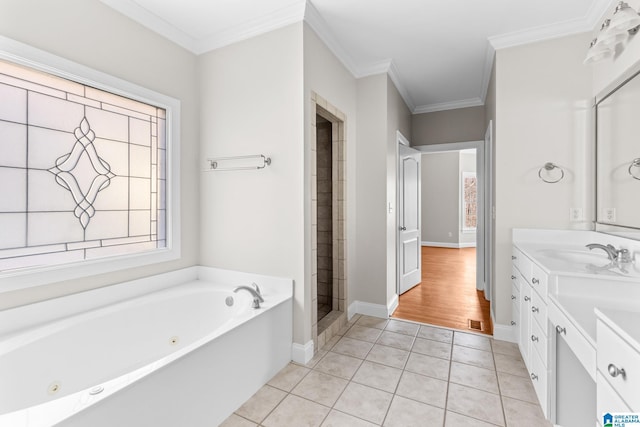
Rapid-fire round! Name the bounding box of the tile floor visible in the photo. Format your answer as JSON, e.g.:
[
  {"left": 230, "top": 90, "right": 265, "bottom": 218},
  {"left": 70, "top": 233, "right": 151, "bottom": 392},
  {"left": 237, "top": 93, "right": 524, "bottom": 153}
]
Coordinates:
[{"left": 220, "top": 315, "right": 552, "bottom": 427}]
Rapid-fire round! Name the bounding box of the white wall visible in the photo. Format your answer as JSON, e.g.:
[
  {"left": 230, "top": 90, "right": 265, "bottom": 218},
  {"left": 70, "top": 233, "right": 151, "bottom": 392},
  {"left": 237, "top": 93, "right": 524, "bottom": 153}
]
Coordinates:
[
  {"left": 494, "top": 32, "right": 592, "bottom": 325},
  {"left": 0, "top": 0, "right": 199, "bottom": 309},
  {"left": 386, "top": 76, "right": 412, "bottom": 309},
  {"left": 354, "top": 74, "right": 387, "bottom": 305},
  {"left": 198, "top": 24, "right": 306, "bottom": 342},
  {"left": 303, "top": 23, "right": 358, "bottom": 337}
]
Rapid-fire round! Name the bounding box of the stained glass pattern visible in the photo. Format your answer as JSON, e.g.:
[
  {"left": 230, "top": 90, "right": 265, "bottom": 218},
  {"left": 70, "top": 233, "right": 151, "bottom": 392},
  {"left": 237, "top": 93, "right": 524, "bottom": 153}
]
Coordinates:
[{"left": 0, "top": 59, "right": 166, "bottom": 272}]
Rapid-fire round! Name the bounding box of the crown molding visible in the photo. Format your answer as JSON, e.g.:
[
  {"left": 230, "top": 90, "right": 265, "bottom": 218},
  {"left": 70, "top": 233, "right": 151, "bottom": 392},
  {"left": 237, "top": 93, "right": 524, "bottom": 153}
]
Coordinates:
[
  {"left": 100, "top": 0, "right": 198, "bottom": 52},
  {"left": 100, "top": 0, "right": 306, "bottom": 55},
  {"left": 387, "top": 60, "right": 416, "bottom": 113},
  {"left": 304, "top": 0, "right": 360, "bottom": 75},
  {"left": 194, "top": 2, "right": 306, "bottom": 54},
  {"left": 413, "top": 98, "right": 484, "bottom": 115},
  {"left": 479, "top": 43, "right": 496, "bottom": 104}
]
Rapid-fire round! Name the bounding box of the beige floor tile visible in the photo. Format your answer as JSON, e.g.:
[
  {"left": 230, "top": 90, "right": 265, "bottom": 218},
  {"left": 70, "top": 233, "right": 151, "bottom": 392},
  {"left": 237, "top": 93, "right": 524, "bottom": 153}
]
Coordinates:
[
  {"left": 331, "top": 336, "right": 374, "bottom": 359},
  {"left": 491, "top": 340, "right": 521, "bottom": 358},
  {"left": 298, "top": 349, "right": 328, "bottom": 369},
  {"left": 405, "top": 352, "right": 450, "bottom": 381},
  {"left": 376, "top": 330, "right": 415, "bottom": 351},
  {"left": 502, "top": 396, "right": 552, "bottom": 427},
  {"left": 334, "top": 382, "right": 393, "bottom": 425},
  {"left": 449, "top": 361, "right": 499, "bottom": 394},
  {"left": 314, "top": 351, "right": 363, "bottom": 379},
  {"left": 321, "top": 410, "right": 378, "bottom": 427},
  {"left": 445, "top": 411, "right": 500, "bottom": 427},
  {"left": 292, "top": 370, "right": 349, "bottom": 407},
  {"left": 454, "top": 331, "right": 492, "bottom": 351},
  {"left": 346, "top": 325, "right": 383, "bottom": 343},
  {"left": 412, "top": 337, "right": 452, "bottom": 360},
  {"left": 447, "top": 383, "right": 505, "bottom": 426},
  {"left": 268, "top": 362, "right": 311, "bottom": 392},
  {"left": 352, "top": 360, "right": 403, "bottom": 393},
  {"left": 235, "top": 385, "right": 287, "bottom": 424},
  {"left": 262, "top": 394, "right": 330, "bottom": 427},
  {"left": 322, "top": 335, "right": 342, "bottom": 351},
  {"left": 493, "top": 353, "right": 528, "bottom": 378},
  {"left": 418, "top": 325, "right": 454, "bottom": 343},
  {"left": 385, "top": 319, "right": 420, "bottom": 336},
  {"left": 395, "top": 370, "right": 448, "bottom": 408},
  {"left": 497, "top": 371, "right": 538, "bottom": 404},
  {"left": 383, "top": 395, "right": 445, "bottom": 427},
  {"left": 219, "top": 414, "right": 258, "bottom": 427},
  {"left": 452, "top": 345, "right": 495, "bottom": 370},
  {"left": 365, "top": 344, "right": 410, "bottom": 369},
  {"left": 356, "top": 315, "right": 389, "bottom": 330}
]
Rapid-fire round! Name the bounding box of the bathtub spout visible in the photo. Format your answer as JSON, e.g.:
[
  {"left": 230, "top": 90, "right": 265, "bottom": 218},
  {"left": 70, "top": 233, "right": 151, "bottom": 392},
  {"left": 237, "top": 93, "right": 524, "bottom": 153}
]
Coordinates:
[{"left": 233, "top": 285, "right": 264, "bottom": 309}]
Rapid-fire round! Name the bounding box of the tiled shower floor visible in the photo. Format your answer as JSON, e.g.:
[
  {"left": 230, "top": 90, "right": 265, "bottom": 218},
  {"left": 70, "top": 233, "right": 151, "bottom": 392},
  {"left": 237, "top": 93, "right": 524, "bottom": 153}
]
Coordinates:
[{"left": 220, "top": 315, "right": 551, "bottom": 427}]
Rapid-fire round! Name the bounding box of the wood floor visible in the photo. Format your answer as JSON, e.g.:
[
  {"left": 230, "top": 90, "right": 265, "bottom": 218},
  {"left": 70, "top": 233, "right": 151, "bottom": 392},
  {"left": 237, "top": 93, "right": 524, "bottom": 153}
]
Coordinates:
[{"left": 392, "top": 246, "right": 493, "bottom": 335}]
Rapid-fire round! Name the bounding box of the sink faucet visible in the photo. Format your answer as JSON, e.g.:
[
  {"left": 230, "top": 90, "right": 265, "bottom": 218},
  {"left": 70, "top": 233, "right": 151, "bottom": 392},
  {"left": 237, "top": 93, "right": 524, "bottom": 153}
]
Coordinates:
[
  {"left": 233, "top": 283, "right": 264, "bottom": 309},
  {"left": 586, "top": 243, "right": 632, "bottom": 263}
]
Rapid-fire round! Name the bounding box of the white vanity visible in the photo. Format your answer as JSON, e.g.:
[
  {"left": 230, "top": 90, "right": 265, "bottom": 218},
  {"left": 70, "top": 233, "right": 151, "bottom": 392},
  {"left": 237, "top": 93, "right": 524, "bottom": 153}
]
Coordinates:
[{"left": 512, "top": 229, "right": 640, "bottom": 427}]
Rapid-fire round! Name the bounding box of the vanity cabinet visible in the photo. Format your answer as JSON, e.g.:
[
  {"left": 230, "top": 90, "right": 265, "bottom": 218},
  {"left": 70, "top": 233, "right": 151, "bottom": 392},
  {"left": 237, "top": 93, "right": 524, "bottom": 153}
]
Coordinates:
[
  {"left": 512, "top": 245, "right": 550, "bottom": 417},
  {"left": 596, "top": 310, "right": 640, "bottom": 419}
]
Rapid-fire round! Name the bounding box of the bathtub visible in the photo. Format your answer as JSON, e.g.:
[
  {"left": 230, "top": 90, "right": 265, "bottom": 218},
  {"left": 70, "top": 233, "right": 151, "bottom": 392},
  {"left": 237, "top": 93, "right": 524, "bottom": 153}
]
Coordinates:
[{"left": 0, "top": 266, "right": 293, "bottom": 427}]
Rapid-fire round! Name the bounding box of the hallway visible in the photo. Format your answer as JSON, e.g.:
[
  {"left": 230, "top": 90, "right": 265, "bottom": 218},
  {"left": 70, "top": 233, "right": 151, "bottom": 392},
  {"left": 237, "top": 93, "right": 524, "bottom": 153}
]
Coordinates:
[{"left": 392, "top": 247, "right": 492, "bottom": 335}]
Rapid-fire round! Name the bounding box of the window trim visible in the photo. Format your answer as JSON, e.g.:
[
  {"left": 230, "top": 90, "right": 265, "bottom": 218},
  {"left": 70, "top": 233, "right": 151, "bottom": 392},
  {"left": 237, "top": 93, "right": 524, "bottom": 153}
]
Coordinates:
[{"left": 0, "top": 35, "right": 181, "bottom": 292}]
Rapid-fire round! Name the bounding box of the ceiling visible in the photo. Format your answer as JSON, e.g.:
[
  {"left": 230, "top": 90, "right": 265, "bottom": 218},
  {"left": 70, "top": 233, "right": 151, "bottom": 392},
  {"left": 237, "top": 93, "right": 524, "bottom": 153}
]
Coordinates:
[{"left": 100, "top": 0, "right": 611, "bottom": 113}]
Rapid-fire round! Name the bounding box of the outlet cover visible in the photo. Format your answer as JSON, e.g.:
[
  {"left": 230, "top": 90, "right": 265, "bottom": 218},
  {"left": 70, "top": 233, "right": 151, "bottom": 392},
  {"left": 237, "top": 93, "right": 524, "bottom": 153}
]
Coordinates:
[
  {"left": 603, "top": 208, "right": 616, "bottom": 222},
  {"left": 570, "top": 208, "right": 583, "bottom": 222}
]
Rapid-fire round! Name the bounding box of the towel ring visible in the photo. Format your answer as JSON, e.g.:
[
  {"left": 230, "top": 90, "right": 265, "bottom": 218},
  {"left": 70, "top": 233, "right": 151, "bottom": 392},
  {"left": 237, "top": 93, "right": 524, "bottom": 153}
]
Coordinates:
[
  {"left": 538, "top": 162, "right": 564, "bottom": 184},
  {"left": 629, "top": 158, "right": 640, "bottom": 180}
]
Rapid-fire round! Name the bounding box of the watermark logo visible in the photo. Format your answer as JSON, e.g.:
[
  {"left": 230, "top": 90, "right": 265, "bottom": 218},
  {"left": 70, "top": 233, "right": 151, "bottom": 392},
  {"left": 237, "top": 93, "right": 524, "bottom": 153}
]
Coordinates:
[{"left": 604, "top": 413, "right": 640, "bottom": 427}]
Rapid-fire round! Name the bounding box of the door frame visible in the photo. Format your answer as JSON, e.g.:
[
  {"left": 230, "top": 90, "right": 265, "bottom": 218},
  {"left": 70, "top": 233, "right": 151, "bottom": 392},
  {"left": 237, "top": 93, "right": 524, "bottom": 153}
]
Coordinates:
[{"left": 414, "top": 139, "right": 492, "bottom": 303}]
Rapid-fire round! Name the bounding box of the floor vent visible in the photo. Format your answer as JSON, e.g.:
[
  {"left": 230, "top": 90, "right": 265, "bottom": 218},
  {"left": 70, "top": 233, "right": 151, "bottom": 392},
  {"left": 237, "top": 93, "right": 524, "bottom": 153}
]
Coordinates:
[{"left": 468, "top": 319, "right": 483, "bottom": 331}]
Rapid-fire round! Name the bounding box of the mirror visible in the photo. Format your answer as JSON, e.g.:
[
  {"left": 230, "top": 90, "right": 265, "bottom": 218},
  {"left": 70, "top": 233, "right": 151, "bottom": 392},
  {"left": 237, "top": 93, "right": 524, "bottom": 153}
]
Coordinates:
[{"left": 596, "top": 69, "right": 640, "bottom": 236}]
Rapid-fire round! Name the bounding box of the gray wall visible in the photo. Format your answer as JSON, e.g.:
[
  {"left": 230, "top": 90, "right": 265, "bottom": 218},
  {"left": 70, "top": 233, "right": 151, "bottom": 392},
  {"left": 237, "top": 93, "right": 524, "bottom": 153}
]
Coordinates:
[
  {"left": 412, "top": 105, "right": 486, "bottom": 146},
  {"left": 421, "top": 152, "right": 460, "bottom": 244}
]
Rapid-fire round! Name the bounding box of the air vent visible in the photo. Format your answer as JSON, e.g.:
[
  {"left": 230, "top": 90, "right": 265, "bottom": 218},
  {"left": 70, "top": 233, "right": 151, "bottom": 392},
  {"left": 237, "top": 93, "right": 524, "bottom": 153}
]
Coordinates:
[{"left": 468, "top": 319, "right": 483, "bottom": 331}]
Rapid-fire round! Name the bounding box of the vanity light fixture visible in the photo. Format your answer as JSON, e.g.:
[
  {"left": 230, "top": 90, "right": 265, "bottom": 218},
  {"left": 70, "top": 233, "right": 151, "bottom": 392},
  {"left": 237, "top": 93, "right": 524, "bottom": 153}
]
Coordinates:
[{"left": 584, "top": 2, "right": 640, "bottom": 64}]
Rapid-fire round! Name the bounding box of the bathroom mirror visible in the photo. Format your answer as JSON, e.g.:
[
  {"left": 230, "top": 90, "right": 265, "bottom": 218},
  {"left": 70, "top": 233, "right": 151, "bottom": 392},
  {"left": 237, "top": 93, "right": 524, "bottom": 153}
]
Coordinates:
[{"left": 595, "top": 69, "right": 640, "bottom": 236}]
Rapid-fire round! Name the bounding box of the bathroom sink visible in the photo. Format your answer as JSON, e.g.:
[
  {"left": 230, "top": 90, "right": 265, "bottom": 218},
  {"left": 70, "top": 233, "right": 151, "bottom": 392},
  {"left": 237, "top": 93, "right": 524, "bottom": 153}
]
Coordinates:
[{"left": 534, "top": 248, "right": 640, "bottom": 278}]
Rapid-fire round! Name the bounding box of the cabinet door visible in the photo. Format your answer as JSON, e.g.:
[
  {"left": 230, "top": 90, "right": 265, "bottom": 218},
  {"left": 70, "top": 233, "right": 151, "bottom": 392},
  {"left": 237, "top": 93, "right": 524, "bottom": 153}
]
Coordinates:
[{"left": 519, "top": 280, "right": 532, "bottom": 369}]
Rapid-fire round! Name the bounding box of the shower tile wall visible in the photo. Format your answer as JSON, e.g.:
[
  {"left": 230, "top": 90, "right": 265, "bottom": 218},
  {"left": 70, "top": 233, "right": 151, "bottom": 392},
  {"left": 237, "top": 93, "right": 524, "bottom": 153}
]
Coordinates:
[{"left": 316, "top": 119, "right": 333, "bottom": 322}]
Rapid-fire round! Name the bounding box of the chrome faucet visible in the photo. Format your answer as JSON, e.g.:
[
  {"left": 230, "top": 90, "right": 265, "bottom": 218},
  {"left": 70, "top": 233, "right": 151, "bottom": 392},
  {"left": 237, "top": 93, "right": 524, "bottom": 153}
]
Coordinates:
[
  {"left": 233, "top": 283, "right": 264, "bottom": 309},
  {"left": 586, "top": 243, "right": 632, "bottom": 263}
]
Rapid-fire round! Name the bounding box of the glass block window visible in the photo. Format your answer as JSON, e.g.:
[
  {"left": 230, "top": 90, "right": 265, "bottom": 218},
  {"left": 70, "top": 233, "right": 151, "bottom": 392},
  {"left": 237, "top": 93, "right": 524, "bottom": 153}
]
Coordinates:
[
  {"left": 462, "top": 172, "right": 477, "bottom": 230},
  {"left": 0, "top": 59, "right": 166, "bottom": 272}
]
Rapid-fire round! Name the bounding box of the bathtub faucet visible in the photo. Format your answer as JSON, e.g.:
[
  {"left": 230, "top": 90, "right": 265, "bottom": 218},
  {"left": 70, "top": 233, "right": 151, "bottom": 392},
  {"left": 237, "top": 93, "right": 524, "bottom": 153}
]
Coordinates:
[{"left": 233, "top": 284, "right": 264, "bottom": 309}]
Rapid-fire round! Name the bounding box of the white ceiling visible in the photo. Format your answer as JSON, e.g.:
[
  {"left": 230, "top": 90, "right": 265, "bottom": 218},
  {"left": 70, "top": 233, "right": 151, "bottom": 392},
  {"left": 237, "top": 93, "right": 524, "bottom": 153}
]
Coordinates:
[{"left": 100, "top": 0, "right": 611, "bottom": 113}]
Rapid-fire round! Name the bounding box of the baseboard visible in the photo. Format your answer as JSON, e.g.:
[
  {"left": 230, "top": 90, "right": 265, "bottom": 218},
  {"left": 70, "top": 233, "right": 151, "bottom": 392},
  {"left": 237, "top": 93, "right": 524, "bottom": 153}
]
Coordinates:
[
  {"left": 491, "top": 311, "right": 517, "bottom": 343},
  {"left": 421, "top": 241, "right": 477, "bottom": 249},
  {"left": 291, "top": 340, "right": 314, "bottom": 364},
  {"left": 348, "top": 300, "right": 388, "bottom": 319},
  {"left": 387, "top": 294, "right": 399, "bottom": 316}
]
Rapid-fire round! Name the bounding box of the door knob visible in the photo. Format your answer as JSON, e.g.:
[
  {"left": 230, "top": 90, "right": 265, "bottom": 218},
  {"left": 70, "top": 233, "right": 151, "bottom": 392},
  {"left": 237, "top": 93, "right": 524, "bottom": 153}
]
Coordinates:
[{"left": 400, "top": 226, "right": 406, "bottom": 231}]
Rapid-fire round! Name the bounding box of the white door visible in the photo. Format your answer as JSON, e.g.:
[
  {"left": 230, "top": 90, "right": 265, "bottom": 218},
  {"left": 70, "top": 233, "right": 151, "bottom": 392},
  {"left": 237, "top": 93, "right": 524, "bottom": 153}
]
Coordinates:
[{"left": 398, "top": 144, "right": 421, "bottom": 294}]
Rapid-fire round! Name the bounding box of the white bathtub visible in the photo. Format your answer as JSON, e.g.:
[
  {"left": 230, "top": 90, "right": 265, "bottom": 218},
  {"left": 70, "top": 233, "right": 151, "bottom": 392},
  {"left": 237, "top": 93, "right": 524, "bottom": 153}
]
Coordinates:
[{"left": 0, "top": 266, "right": 293, "bottom": 427}]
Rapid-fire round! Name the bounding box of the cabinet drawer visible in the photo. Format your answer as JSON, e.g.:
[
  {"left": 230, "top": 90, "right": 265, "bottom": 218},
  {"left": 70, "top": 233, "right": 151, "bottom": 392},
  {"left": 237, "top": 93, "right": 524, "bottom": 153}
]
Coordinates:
[
  {"left": 511, "top": 265, "right": 520, "bottom": 291},
  {"left": 597, "top": 320, "right": 640, "bottom": 410},
  {"left": 530, "top": 290, "right": 547, "bottom": 333},
  {"left": 511, "top": 247, "right": 522, "bottom": 274},
  {"left": 530, "top": 316, "right": 547, "bottom": 364},
  {"left": 530, "top": 347, "right": 548, "bottom": 417},
  {"left": 530, "top": 263, "right": 548, "bottom": 302},
  {"left": 548, "top": 300, "right": 596, "bottom": 381},
  {"left": 597, "top": 371, "right": 631, "bottom": 415},
  {"left": 512, "top": 303, "right": 520, "bottom": 343},
  {"left": 519, "top": 284, "right": 532, "bottom": 369},
  {"left": 511, "top": 282, "right": 520, "bottom": 304}
]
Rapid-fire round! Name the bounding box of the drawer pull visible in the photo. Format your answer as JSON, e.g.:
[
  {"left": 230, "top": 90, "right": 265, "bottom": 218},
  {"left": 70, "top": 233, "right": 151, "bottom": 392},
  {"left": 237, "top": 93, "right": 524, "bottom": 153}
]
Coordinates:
[
  {"left": 531, "top": 334, "right": 538, "bottom": 342},
  {"left": 608, "top": 363, "right": 626, "bottom": 379},
  {"left": 511, "top": 275, "right": 516, "bottom": 280},
  {"left": 531, "top": 306, "right": 539, "bottom": 313},
  {"left": 555, "top": 325, "right": 566, "bottom": 335},
  {"left": 532, "top": 278, "right": 540, "bottom": 284},
  {"left": 531, "top": 373, "right": 538, "bottom": 381},
  {"left": 511, "top": 321, "right": 516, "bottom": 326},
  {"left": 524, "top": 296, "right": 530, "bottom": 302},
  {"left": 511, "top": 295, "right": 516, "bottom": 300},
  {"left": 512, "top": 256, "right": 517, "bottom": 260}
]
